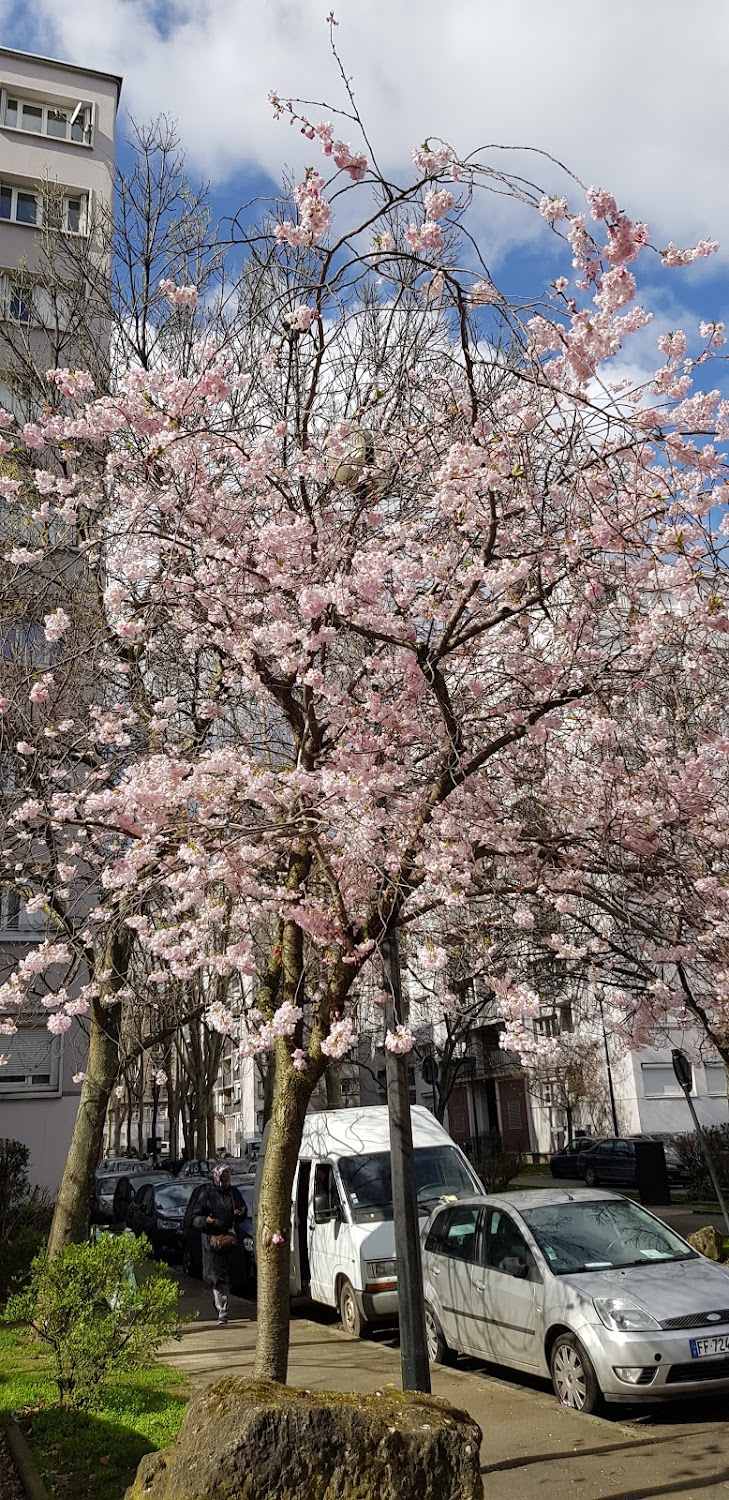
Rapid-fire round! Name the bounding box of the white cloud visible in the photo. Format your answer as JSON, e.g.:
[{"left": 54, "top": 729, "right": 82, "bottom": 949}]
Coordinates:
[{"left": 20, "top": 0, "right": 729, "bottom": 264}]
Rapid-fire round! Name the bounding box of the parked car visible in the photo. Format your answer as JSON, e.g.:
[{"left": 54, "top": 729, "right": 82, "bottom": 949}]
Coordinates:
[
  {"left": 125, "top": 1178, "right": 200, "bottom": 1258},
  {"left": 549, "top": 1137, "right": 598, "bottom": 1179},
  {"left": 421, "top": 1187, "right": 729, "bottom": 1411},
  {"left": 181, "top": 1182, "right": 256, "bottom": 1295},
  {"left": 97, "top": 1158, "right": 148, "bottom": 1175},
  {"left": 112, "top": 1170, "right": 174, "bottom": 1225},
  {"left": 92, "top": 1173, "right": 121, "bottom": 1224},
  {"left": 177, "top": 1159, "right": 216, "bottom": 1179},
  {"left": 576, "top": 1137, "right": 691, "bottom": 1189}
]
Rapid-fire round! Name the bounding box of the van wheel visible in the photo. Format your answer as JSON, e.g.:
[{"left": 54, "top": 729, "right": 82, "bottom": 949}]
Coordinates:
[
  {"left": 425, "top": 1303, "right": 452, "bottom": 1365},
  {"left": 339, "top": 1279, "right": 366, "bottom": 1339}
]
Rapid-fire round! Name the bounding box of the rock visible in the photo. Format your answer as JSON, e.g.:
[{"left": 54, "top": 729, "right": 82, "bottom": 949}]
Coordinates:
[
  {"left": 125, "top": 1377, "right": 483, "bottom": 1500},
  {"left": 687, "top": 1225, "right": 725, "bottom": 1261}
]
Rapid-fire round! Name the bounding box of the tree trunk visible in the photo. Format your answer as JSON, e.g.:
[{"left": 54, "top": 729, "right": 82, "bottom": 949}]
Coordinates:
[
  {"left": 253, "top": 1041, "right": 310, "bottom": 1383},
  {"left": 112, "top": 1107, "right": 122, "bottom": 1157},
  {"left": 47, "top": 998, "right": 121, "bottom": 1254},
  {"left": 325, "top": 1062, "right": 344, "bottom": 1108},
  {"left": 207, "top": 1099, "right": 217, "bottom": 1157}
]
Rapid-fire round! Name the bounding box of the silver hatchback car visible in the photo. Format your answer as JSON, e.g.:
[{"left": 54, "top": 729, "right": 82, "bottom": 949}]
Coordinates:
[{"left": 421, "top": 1189, "right": 729, "bottom": 1411}]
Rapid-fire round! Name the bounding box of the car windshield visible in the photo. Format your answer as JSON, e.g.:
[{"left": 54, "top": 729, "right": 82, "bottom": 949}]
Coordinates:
[
  {"left": 338, "top": 1147, "right": 478, "bottom": 1224},
  {"left": 520, "top": 1197, "right": 696, "bottom": 1273},
  {"left": 155, "top": 1183, "right": 196, "bottom": 1212}
]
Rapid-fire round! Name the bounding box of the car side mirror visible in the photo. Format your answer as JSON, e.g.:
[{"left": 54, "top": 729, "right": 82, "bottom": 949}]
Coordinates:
[{"left": 313, "top": 1192, "right": 340, "bottom": 1224}]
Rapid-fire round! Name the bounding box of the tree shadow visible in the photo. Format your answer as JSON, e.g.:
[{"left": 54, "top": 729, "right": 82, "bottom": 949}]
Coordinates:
[{"left": 15, "top": 1385, "right": 186, "bottom": 1500}]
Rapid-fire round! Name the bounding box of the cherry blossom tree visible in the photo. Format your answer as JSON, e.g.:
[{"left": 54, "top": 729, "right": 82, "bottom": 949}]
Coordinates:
[{"left": 2, "top": 63, "right": 729, "bottom": 1381}]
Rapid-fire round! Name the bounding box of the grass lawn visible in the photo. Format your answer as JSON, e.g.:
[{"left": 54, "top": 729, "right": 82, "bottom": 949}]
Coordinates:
[{"left": 0, "top": 1327, "right": 188, "bottom": 1499}]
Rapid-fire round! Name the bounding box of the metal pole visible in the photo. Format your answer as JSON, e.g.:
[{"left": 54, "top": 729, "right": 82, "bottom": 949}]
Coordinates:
[
  {"left": 598, "top": 991, "right": 619, "bottom": 1135},
  {"left": 679, "top": 1085, "right": 729, "bottom": 1237},
  {"left": 382, "top": 923, "right": 431, "bottom": 1394}
]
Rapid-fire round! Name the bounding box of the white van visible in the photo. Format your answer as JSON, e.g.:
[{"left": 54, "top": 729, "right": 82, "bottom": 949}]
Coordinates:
[{"left": 254, "top": 1105, "right": 482, "bottom": 1338}]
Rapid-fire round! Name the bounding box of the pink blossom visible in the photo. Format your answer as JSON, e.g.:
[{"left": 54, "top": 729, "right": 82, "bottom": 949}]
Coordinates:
[
  {"left": 46, "top": 1012, "right": 73, "bottom": 1035},
  {"left": 72, "top": 1071, "right": 86, "bottom": 1083},
  {"left": 320, "top": 1015, "right": 356, "bottom": 1059},
  {"left": 699, "top": 320, "right": 726, "bottom": 348},
  {"left": 47, "top": 368, "right": 95, "bottom": 399},
  {"left": 404, "top": 220, "right": 444, "bottom": 254},
  {"left": 16, "top": 742, "right": 34, "bottom": 757},
  {"left": 412, "top": 143, "right": 455, "bottom": 177},
  {"left": 424, "top": 189, "right": 455, "bottom": 221},
  {"left": 661, "top": 238, "right": 719, "bottom": 267},
  {"left": 285, "top": 305, "right": 320, "bottom": 333},
  {"left": 44, "top": 608, "right": 71, "bottom": 642},
  {"left": 159, "top": 278, "right": 199, "bottom": 308},
  {"left": 657, "top": 330, "right": 687, "bottom": 360},
  {"left": 385, "top": 1024, "right": 415, "bottom": 1055},
  {"left": 469, "top": 279, "right": 499, "bottom": 306},
  {"left": 291, "top": 1047, "right": 308, "bottom": 1071},
  {"left": 271, "top": 1231, "right": 285, "bottom": 1246},
  {"left": 539, "top": 195, "right": 569, "bottom": 223},
  {"left": 276, "top": 171, "right": 332, "bottom": 248}
]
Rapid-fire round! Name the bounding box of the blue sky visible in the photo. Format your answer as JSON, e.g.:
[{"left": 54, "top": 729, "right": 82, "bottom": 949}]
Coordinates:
[{"left": 3, "top": 0, "right": 728, "bottom": 372}]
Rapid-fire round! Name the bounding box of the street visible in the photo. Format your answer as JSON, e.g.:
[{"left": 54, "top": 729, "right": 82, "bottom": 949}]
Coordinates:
[{"left": 163, "top": 1272, "right": 729, "bottom": 1500}]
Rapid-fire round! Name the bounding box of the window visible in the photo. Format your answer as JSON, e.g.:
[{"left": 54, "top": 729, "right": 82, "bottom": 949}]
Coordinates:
[
  {"left": 425, "top": 1205, "right": 481, "bottom": 1261},
  {"left": 0, "top": 1020, "right": 62, "bottom": 1095},
  {"left": 641, "top": 1063, "right": 690, "bottom": 1098},
  {"left": 483, "top": 1208, "right": 537, "bottom": 1279},
  {"left": 704, "top": 1063, "right": 728, "bottom": 1098},
  {"left": 534, "top": 1014, "right": 558, "bottom": 1038},
  {"left": 3, "top": 93, "right": 92, "bottom": 145},
  {"left": 0, "top": 888, "right": 44, "bottom": 937},
  {"left": 0, "top": 183, "right": 87, "bottom": 234},
  {"left": 313, "top": 1162, "right": 342, "bottom": 1221}
]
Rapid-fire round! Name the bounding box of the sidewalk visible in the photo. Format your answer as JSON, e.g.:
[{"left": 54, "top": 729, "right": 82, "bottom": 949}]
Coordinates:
[{"left": 161, "top": 1281, "right": 729, "bottom": 1500}]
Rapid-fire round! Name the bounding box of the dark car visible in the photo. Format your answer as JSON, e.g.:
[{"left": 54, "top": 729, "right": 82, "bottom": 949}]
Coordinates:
[
  {"left": 177, "top": 1159, "right": 216, "bottom": 1179},
  {"left": 181, "top": 1182, "right": 255, "bottom": 1295},
  {"left": 576, "top": 1136, "right": 691, "bottom": 1189},
  {"left": 112, "top": 1170, "right": 174, "bottom": 1226},
  {"left": 549, "top": 1136, "right": 598, "bottom": 1179},
  {"left": 125, "top": 1178, "right": 200, "bottom": 1258}
]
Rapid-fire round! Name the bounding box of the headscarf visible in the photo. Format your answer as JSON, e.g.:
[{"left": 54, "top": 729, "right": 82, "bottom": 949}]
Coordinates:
[{"left": 213, "top": 1165, "right": 230, "bottom": 1189}]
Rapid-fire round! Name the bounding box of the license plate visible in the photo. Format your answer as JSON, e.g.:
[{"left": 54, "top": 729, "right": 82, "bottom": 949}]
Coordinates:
[{"left": 690, "top": 1335, "right": 729, "bottom": 1358}]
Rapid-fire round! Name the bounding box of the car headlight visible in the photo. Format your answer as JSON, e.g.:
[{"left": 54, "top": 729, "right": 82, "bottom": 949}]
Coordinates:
[
  {"left": 593, "top": 1297, "right": 661, "bottom": 1333},
  {"left": 366, "top": 1259, "right": 396, "bottom": 1280},
  {"left": 157, "top": 1218, "right": 181, "bottom": 1231}
]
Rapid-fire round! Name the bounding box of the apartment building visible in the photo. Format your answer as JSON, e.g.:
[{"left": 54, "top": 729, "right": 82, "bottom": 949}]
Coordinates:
[
  {"left": 0, "top": 46, "right": 120, "bottom": 413},
  {"left": 0, "top": 47, "right": 121, "bottom": 1189}
]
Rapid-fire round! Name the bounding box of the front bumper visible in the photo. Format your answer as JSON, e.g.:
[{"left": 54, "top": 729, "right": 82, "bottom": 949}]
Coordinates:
[
  {"left": 360, "top": 1288, "right": 399, "bottom": 1323},
  {"left": 578, "top": 1320, "right": 729, "bottom": 1401}
]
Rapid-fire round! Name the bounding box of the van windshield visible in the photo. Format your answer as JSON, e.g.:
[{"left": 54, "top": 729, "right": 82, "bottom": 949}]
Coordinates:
[{"left": 338, "top": 1147, "right": 478, "bottom": 1224}]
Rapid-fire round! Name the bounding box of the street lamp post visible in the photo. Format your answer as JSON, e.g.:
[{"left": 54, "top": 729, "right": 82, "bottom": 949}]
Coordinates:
[
  {"left": 381, "top": 922, "right": 431, "bottom": 1395},
  {"left": 597, "top": 990, "right": 619, "bottom": 1135}
]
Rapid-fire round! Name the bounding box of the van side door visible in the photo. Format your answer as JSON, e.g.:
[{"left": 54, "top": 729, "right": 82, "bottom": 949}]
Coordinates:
[{"left": 308, "top": 1160, "right": 349, "bottom": 1308}]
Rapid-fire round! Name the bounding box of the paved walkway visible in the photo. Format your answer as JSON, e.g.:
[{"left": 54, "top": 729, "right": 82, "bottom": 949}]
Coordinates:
[{"left": 161, "top": 1279, "right": 729, "bottom": 1500}]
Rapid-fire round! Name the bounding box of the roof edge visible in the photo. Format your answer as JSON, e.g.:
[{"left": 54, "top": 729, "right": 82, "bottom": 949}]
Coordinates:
[{"left": 0, "top": 45, "right": 123, "bottom": 102}]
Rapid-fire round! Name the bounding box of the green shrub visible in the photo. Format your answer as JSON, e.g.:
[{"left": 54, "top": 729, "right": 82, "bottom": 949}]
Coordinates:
[
  {"left": 474, "top": 1132, "right": 525, "bottom": 1193},
  {"left": 4, "top": 1232, "right": 181, "bottom": 1409},
  {"left": 0, "top": 1138, "right": 55, "bottom": 1304}
]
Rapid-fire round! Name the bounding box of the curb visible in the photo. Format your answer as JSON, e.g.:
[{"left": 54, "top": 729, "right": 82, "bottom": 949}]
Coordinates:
[{"left": 4, "top": 1422, "right": 50, "bottom": 1500}]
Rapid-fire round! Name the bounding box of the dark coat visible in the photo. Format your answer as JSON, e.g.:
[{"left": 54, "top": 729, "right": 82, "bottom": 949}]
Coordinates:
[{"left": 193, "top": 1182, "right": 245, "bottom": 1289}]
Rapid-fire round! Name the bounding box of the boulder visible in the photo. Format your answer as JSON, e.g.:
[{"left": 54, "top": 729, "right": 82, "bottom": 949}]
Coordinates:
[
  {"left": 125, "top": 1377, "right": 483, "bottom": 1500},
  {"left": 687, "top": 1225, "right": 725, "bottom": 1261}
]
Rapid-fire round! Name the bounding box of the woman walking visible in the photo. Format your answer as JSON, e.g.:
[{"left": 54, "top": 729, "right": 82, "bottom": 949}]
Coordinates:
[{"left": 193, "top": 1165, "right": 246, "bottom": 1325}]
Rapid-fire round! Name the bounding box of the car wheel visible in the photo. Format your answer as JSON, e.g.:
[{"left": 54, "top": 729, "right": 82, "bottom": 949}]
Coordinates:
[
  {"left": 424, "top": 1303, "right": 453, "bottom": 1365},
  {"left": 550, "top": 1333, "right": 602, "bottom": 1414},
  {"left": 583, "top": 1164, "right": 598, "bottom": 1188},
  {"left": 339, "top": 1278, "right": 366, "bottom": 1339}
]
